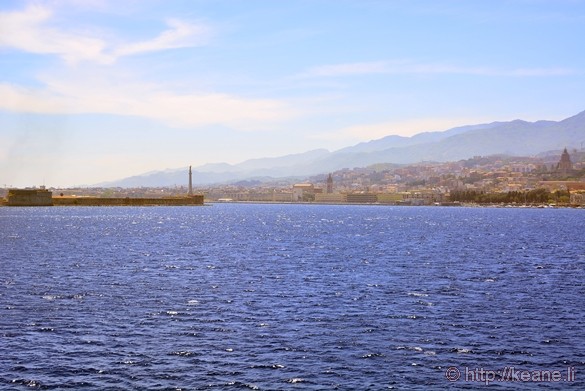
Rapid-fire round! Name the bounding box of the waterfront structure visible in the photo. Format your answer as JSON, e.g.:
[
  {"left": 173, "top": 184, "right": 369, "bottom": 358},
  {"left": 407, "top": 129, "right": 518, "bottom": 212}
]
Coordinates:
[
  {"left": 6, "top": 188, "right": 53, "bottom": 206},
  {"left": 4, "top": 167, "right": 203, "bottom": 207},
  {"left": 377, "top": 193, "right": 406, "bottom": 204},
  {"left": 292, "top": 183, "right": 315, "bottom": 201},
  {"left": 402, "top": 189, "right": 446, "bottom": 205},
  {"left": 52, "top": 195, "right": 203, "bottom": 206},
  {"left": 205, "top": 190, "right": 293, "bottom": 202},
  {"left": 189, "top": 166, "right": 193, "bottom": 196},
  {"left": 52, "top": 167, "right": 203, "bottom": 205},
  {"left": 315, "top": 193, "right": 346, "bottom": 203},
  {"left": 346, "top": 193, "right": 378, "bottom": 203}
]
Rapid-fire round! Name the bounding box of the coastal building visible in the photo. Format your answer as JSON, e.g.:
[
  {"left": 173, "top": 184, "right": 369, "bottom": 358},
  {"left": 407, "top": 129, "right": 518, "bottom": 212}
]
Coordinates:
[
  {"left": 402, "top": 189, "right": 446, "bottom": 205},
  {"left": 539, "top": 181, "right": 585, "bottom": 192},
  {"left": 6, "top": 188, "right": 53, "bottom": 206},
  {"left": 315, "top": 193, "right": 346, "bottom": 203},
  {"left": 292, "top": 183, "right": 315, "bottom": 202},
  {"left": 377, "top": 193, "right": 406, "bottom": 204},
  {"left": 346, "top": 193, "right": 378, "bottom": 203},
  {"left": 571, "top": 192, "right": 585, "bottom": 205}
]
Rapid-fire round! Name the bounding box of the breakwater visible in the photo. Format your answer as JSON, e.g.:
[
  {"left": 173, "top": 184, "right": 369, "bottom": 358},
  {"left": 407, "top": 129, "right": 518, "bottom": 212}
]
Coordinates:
[
  {"left": 3, "top": 189, "right": 204, "bottom": 206},
  {"left": 4, "top": 189, "right": 53, "bottom": 206},
  {"left": 52, "top": 195, "right": 204, "bottom": 206}
]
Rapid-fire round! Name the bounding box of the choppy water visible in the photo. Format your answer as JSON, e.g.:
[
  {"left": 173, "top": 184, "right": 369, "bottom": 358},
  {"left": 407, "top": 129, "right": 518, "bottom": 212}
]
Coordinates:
[{"left": 1, "top": 204, "right": 584, "bottom": 390}]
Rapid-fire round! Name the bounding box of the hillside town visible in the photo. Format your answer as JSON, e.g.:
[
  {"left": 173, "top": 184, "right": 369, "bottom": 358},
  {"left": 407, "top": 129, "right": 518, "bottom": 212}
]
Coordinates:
[
  {"left": 3, "top": 148, "right": 585, "bottom": 207},
  {"left": 200, "top": 148, "right": 585, "bottom": 205}
]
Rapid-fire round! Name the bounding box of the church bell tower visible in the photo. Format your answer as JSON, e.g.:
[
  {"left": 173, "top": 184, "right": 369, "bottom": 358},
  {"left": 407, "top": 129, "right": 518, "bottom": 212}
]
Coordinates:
[{"left": 326, "top": 173, "right": 333, "bottom": 194}]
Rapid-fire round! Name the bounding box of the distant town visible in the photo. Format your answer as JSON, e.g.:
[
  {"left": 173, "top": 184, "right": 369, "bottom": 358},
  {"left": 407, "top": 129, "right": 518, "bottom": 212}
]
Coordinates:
[{"left": 2, "top": 148, "right": 585, "bottom": 207}]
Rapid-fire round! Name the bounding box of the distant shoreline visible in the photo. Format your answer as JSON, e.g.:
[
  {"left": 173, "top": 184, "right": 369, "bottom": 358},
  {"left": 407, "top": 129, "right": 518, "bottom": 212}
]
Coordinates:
[{"left": 205, "top": 201, "right": 584, "bottom": 209}]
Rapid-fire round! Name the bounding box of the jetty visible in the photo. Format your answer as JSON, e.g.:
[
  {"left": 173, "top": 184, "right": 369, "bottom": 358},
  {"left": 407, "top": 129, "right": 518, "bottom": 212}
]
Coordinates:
[{"left": 2, "top": 167, "right": 204, "bottom": 207}]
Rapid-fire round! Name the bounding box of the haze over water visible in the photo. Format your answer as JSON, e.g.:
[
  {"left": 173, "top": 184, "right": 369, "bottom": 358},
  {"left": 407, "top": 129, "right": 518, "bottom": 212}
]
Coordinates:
[{"left": 1, "top": 204, "right": 584, "bottom": 389}]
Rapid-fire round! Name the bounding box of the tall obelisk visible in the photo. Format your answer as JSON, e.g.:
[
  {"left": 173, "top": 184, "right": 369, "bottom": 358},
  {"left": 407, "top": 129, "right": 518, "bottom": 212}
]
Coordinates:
[{"left": 188, "top": 166, "right": 193, "bottom": 196}]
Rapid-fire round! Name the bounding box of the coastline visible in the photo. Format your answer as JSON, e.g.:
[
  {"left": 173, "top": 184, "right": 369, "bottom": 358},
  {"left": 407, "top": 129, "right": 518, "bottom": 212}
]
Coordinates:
[{"left": 205, "top": 200, "right": 583, "bottom": 209}]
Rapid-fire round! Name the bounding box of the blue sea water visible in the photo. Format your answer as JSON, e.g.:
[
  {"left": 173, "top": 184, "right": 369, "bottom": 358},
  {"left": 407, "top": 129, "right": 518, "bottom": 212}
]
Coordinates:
[{"left": 0, "top": 204, "right": 584, "bottom": 390}]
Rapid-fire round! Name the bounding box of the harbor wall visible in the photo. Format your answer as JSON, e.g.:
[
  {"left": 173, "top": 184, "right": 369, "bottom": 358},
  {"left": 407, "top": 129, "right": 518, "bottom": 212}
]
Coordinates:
[
  {"left": 6, "top": 189, "right": 54, "bottom": 206},
  {"left": 52, "top": 195, "right": 204, "bottom": 206}
]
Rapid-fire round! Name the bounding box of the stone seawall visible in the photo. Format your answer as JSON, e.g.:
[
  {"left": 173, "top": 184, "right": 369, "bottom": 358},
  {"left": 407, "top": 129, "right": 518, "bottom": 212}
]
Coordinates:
[
  {"left": 52, "top": 195, "right": 204, "bottom": 206},
  {"left": 6, "top": 189, "right": 53, "bottom": 206}
]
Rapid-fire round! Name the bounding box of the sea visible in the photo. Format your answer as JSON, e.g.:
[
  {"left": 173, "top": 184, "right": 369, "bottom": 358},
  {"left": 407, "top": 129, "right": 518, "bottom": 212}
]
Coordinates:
[{"left": 1, "top": 204, "right": 584, "bottom": 390}]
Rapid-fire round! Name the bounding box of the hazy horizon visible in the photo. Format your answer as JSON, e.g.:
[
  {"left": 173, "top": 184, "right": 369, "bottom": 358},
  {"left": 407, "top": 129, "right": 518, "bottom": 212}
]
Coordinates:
[{"left": 2, "top": 0, "right": 585, "bottom": 187}]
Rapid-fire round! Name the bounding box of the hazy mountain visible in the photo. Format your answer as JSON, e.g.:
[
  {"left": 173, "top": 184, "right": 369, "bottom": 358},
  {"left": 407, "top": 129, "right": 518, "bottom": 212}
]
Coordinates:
[
  {"left": 194, "top": 149, "right": 330, "bottom": 173},
  {"left": 317, "top": 112, "right": 584, "bottom": 167},
  {"left": 97, "top": 149, "right": 331, "bottom": 187},
  {"left": 336, "top": 122, "right": 501, "bottom": 154},
  {"left": 99, "top": 110, "right": 585, "bottom": 187}
]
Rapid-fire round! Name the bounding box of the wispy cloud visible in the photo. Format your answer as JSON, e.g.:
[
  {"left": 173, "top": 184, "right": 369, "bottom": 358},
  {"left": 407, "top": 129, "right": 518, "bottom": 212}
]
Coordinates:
[
  {"left": 0, "top": 73, "right": 295, "bottom": 130},
  {"left": 0, "top": 4, "right": 210, "bottom": 65},
  {"left": 0, "top": 3, "right": 291, "bottom": 131},
  {"left": 0, "top": 5, "right": 109, "bottom": 64},
  {"left": 113, "top": 18, "right": 208, "bottom": 58},
  {"left": 300, "top": 60, "right": 577, "bottom": 78}
]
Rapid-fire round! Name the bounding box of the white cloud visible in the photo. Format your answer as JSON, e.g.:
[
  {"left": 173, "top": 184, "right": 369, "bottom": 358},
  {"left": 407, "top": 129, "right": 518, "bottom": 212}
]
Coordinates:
[
  {"left": 0, "top": 74, "right": 295, "bottom": 130},
  {"left": 300, "top": 60, "right": 577, "bottom": 78},
  {"left": 0, "top": 4, "right": 210, "bottom": 65},
  {"left": 0, "top": 5, "right": 110, "bottom": 65},
  {"left": 113, "top": 18, "right": 210, "bottom": 58},
  {"left": 0, "top": 4, "right": 287, "bottom": 131}
]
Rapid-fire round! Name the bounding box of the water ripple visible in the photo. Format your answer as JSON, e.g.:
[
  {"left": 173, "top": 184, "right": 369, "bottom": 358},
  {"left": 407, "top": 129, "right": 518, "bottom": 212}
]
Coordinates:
[{"left": 1, "top": 205, "right": 584, "bottom": 389}]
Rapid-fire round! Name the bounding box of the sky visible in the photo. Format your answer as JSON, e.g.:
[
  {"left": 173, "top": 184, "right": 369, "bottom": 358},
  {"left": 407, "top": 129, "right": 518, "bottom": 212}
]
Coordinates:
[{"left": 1, "top": 0, "right": 585, "bottom": 187}]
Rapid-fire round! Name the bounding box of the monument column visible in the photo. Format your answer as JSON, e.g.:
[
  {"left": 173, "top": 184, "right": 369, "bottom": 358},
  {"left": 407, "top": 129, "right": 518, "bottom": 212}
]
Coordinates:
[{"left": 189, "top": 166, "right": 193, "bottom": 196}]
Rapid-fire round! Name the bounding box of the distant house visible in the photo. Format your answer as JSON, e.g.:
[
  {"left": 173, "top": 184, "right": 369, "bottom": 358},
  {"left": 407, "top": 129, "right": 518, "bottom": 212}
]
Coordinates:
[
  {"left": 292, "top": 183, "right": 315, "bottom": 202},
  {"left": 539, "top": 181, "right": 585, "bottom": 192},
  {"left": 571, "top": 192, "right": 585, "bottom": 205},
  {"left": 346, "top": 193, "right": 378, "bottom": 203},
  {"left": 315, "top": 193, "right": 347, "bottom": 203}
]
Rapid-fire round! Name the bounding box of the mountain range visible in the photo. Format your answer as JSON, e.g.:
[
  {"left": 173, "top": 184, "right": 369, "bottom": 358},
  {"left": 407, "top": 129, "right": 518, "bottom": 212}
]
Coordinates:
[{"left": 99, "top": 110, "right": 585, "bottom": 187}]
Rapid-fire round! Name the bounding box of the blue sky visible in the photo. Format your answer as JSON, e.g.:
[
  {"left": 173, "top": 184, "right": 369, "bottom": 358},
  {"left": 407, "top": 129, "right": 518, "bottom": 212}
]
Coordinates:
[{"left": 1, "top": 0, "right": 584, "bottom": 187}]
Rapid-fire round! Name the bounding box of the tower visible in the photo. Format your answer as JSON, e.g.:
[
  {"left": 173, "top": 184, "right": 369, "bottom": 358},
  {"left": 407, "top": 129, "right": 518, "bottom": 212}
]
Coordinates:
[
  {"left": 557, "top": 148, "right": 573, "bottom": 174},
  {"left": 326, "top": 173, "right": 333, "bottom": 194},
  {"left": 188, "top": 166, "right": 193, "bottom": 196}
]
